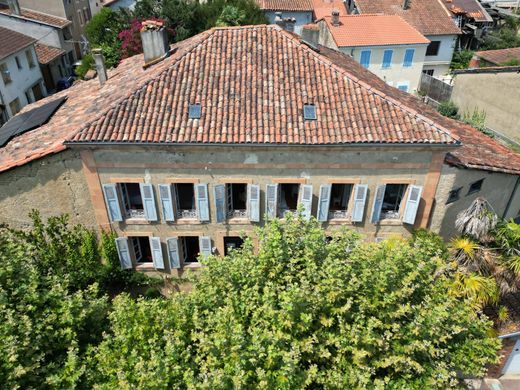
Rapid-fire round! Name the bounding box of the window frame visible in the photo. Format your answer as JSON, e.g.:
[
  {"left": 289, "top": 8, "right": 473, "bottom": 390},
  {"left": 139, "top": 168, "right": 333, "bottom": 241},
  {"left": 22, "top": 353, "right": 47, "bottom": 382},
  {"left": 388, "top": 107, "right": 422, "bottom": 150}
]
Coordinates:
[
  {"left": 446, "top": 187, "right": 462, "bottom": 204},
  {"left": 25, "top": 50, "right": 35, "bottom": 68},
  {"left": 278, "top": 182, "right": 301, "bottom": 217},
  {"left": 1, "top": 62, "right": 12, "bottom": 84},
  {"left": 226, "top": 183, "right": 248, "bottom": 219},
  {"left": 382, "top": 49, "right": 393, "bottom": 69},
  {"left": 188, "top": 103, "right": 201, "bottom": 119},
  {"left": 426, "top": 41, "right": 440, "bottom": 56},
  {"left": 397, "top": 82, "right": 409, "bottom": 92},
  {"left": 303, "top": 104, "right": 317, "bottom": 120},
  {"left": 174, "top": 182, "right": 198, "bottom": 220},
  {"left": 119, "top": 182, "right": 146, "bottom": 220},
  {"left": 9, "top": 97, "right": 21, "bottom": 116},
  {"left": 467, "top": 179, "right": 484, "bottom": 195},
  {"left": 379, "top": 183, "right": 410, "bottom": 222},
  {"left": 328, "top": 183, "right": 355, "bottom": 220},
  {"left": 15, "top": 56, "right": 22, "bottom": 69}
]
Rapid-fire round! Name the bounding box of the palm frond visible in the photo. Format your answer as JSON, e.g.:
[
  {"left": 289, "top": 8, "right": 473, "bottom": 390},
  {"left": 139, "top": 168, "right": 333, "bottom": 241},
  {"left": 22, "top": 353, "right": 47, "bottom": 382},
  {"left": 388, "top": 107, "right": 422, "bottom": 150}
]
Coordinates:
[{"left": 455, "top": 197, "right": 498, "bottom": 242}]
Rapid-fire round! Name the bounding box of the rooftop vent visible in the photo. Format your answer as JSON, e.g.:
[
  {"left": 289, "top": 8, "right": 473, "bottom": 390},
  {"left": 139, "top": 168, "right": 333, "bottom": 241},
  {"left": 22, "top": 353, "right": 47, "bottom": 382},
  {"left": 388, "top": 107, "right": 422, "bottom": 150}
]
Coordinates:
[
  {"left": 331, "top": 10, "right": 340, "bottom": 26},
  {"left": 92, "top": 48, "right": 107, "bottom": 86},
  {"left": 303, "top": 104, "right": 317, "bottom": 120},
  {"left": 140, "top": 20, "right": 169, "bottom": 66},
  {"left": 188, "top": 104, "right": 201, "bottom": 119},
  {"left": 301, "top": 24, "right": 320, "bottom": 51},
  {"left": 402, "top": 0, "right": 411, "bottom": 10}
]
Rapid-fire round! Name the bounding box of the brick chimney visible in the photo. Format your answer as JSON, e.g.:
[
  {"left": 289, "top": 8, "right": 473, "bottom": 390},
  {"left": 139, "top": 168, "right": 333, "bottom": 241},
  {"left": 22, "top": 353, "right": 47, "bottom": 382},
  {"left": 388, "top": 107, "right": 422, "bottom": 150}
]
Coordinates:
[
  {"left": 402, "top": 0, "right": 411, "bottom": 10},
  {"left": 7, "top": 0, "right": 20, "bottom": 15},
  {"left": 92, "top": 48, "right": 107, "bottom": 86},
  {"left": 468, "top": 54, "right": 480, "bottom": 68},
  {"left": 140, "top": 20, "right": 169, "bottom": 66},
  {"left": 301, "top": 24, "right": 320, "bottom": 48},
  {"left": 331, "top": 10, "right": 340, "bottom": 26}
]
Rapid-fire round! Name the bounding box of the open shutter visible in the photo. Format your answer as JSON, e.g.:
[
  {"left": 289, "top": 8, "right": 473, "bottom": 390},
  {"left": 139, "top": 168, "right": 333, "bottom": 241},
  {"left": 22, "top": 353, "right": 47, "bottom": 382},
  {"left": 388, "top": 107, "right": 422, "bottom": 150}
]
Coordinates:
[
  {"left": 158, "top": 184, "right": 175, "bottom": 222},
  {"left": 166, "top": 237, "right": 180, "bottom": 269},
  {"left": 265, "top": 184, "right": 278, "bottom": 218},
  {"left": 149, "top": 237, "right": 164, "bottom": 269},
  {"left": 248, "top": 184, "right": 260, "bottom": 222},
  {"left": 351, "top": 184, "right": 368, "bottom": 222},
  {"left": 214, "top": 184, "right": 226, "bottom": 223},
  {"left": 195, "top": 184, "right": 210, "bottom": 221},
  {"left": 300, "top": 184, "right": 313, "bottom": 220},
  {"left": 370, "top": 184, "right": 386, "bottom": 224},
  {"left": 115, "top": 237, "right": 132, "bottom": 269},
  {"left": 139, "top": 183, "right": 158, "bottom": 221},
  {"left": 102, "top": 184, "right": 123, "bottom": 222},
  {"left": 199, "top": 236, "right": 212, "bottom": 259},
  {"left": 317, "top": 184, "right": 331, "bottom": 222},
  {"left": 403, "top": 185, "right": 423, "bottom": 225}
]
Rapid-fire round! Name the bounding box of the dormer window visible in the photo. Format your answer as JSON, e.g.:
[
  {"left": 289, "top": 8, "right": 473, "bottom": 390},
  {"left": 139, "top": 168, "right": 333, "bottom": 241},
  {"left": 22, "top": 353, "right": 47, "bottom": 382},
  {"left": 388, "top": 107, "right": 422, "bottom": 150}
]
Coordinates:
[
  {"left": 303, "top": 104, "right": 317, "bottom": 120},
  {"left": 188, "top": 104, "right": 201, "bottom": 119}
]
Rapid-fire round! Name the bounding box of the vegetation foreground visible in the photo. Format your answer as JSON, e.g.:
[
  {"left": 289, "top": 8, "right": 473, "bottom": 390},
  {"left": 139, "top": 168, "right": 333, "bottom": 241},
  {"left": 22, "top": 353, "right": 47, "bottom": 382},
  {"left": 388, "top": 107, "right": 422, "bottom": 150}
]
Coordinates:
[{"left": 0, "top": 212, "right": 504, "bottom": 388}]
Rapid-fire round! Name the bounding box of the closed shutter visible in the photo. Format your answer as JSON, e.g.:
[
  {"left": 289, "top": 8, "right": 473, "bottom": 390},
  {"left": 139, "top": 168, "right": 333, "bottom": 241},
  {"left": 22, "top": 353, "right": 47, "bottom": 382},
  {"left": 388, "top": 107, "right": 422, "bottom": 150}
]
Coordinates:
[
  {"left": 166, "top": 237, "right": 180, "bottom": 269},
  {"left": 139, "top": 183, "right": 158, "bottom": 221},
  {"left": 149, "top": 237, "right": 164, "bottom": 269},
  {"left": 102, "top": 184, "right": 123, "bottom": 222},
  {"left": 403, "top": 185, "right": 423, "bottom": 225},
  {"left": 115, "top": 237, "right": 132, "bottom": 269},
  {"left": 265, "top": 184, "right": 278, "bottom": 218},
  {"left": 360, "top": 50, "right": 371, "bottom": 68},
  {"left": 199, "top": 236, "right": 212, "bottom": 259},
  {"left": 370, "top": 184, "right": 386, "bottom": 224},
  {"left": 403, "top": 48, "right": 414, "bottom": 67},
  {"left": 382, "top": 49, "right": 393, "bottom": 68},
  {"left": 248, "top": 184, "right": 260, "bottom": 222},
  {"left": 351, "top": 184, "right": 368, "bottom": 222},
  {"left": 317, "top": 184, "right": 331, "bottom": 222},
  {"left": 300, "top": 184, "right": 313, "bottom": 220},
  {"left": 214, "top": 184, "right": 226, "bottom": 223},
  {"left": 195, "top": 184, "right": 210, "bottom": 221},
  {"left": 158, "top": 184, "right": 175, "bottom": 222}
]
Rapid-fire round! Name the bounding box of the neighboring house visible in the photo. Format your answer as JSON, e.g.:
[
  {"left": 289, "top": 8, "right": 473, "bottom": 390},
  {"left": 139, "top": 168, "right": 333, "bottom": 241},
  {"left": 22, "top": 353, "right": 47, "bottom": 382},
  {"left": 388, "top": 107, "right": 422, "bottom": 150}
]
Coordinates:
[
  {"left": 316, "top": 14, "right": 429, "bottom": 93},
  {"left": 0, "top": 25, "right": 518, "bottom": 273},
  {"left": 256, "top": 0, "right": 313, "bottom": 34},
  {"left": 449, "top": 65, "right": 520, "bottom": 144},
  {"left": 102, "top": 0, "right": 136, "bottom": 10},
  {"left": 89, "top": 0, "right": 103, "bottom": 16},
  {"left": 469, "top": 47, "right": 520, "bottom": 67},
  {"left": 352, "top": 0, "right": 461, "bottom": 78},
  {"left": 311, "top": 0, "right": 348, "bottom": 20},
  {"left": 0, "top": 26, "right": 46, "bottom": 125}
]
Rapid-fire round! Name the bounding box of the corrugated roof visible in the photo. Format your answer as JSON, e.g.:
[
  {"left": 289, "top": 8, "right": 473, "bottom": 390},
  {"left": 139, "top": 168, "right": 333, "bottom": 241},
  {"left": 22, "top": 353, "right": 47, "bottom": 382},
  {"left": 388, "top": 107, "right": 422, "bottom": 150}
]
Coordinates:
[{"left": 0, "top": 26, "right": 35, "bottom": 60}]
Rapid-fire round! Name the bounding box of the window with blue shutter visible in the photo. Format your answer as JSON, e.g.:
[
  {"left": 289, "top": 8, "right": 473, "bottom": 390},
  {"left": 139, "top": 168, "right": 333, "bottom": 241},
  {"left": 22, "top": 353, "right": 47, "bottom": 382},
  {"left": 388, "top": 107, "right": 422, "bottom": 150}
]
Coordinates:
[
  {"left": 139, "top": 183, "right": 158, "bottom": 221},
  {"left": 158, "top": 184, "right": 175, "bottom": 222},
  {"left": 403, "top": 185, "right": 423, "bottom": 225},
  {"left": 317, "top": 184, "right": 331, "bottom": 222},
  {"left": 403, "top": 48, "right": 414, "bottom": 67},
  {"left": 166, "top": 237, "right": 180, "bottom": 269},
  {"left": 195, "top": 183, "right": 210, "bottom": 221},
  {"left": 214, "top": 184, "right": 226, "bottom": 223},
  {"left": 370, "top": 184, "right": 386, "bottom": 224},
  {"left": 351, "top": 184, "right": 368, "bottom": 222},
  {"left": 360, "top": 50, "right": 371, "bottom": 68},
  {"left": 248, "top": 184, "right": 260, "bottom": 222},
  {"left": 149, "top": 237, "right": 165, "bottom": 269},
  {"left": 382, "top": 49, "right": 393, "bottom": 68},
  {"left": 102, "top": 184, "right": 123, "bottom": 222},
  {"left": 115, "top": 237, "right": 132, "bottom": 269},
  {"left": 199, "top": 236, "right": 212, "bottom": 259},
  {"left": 397, "top": 83, "right": 409, "bottom": 92},
  {"left": 266, "top": 184, "right": 278, "bottom": 218},
  {"left": 300, "top": 184, "right": 313, "bottom": 220}
]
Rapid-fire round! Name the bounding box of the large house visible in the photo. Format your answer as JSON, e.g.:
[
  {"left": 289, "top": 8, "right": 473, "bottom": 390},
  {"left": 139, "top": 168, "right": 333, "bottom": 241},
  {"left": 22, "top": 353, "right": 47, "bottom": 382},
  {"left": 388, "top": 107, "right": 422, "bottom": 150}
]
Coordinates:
[{"left": 0, "top": 25, "right": 518, "bottom": 273}]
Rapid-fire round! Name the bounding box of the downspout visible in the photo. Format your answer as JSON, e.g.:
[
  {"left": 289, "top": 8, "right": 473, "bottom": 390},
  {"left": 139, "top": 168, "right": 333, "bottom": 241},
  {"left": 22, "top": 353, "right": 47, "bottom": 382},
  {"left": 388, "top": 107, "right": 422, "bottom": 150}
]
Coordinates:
[{"left": 503, "top": 175, "right": 520, "bottom": 219}]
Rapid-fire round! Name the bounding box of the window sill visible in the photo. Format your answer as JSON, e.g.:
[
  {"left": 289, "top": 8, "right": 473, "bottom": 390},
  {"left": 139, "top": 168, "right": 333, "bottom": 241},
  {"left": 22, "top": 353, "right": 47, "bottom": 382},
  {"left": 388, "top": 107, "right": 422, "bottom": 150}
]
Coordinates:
[
  {"left": 377, "top": 219, "right": 403, "bottom": 226},
  {"left": 136, "top": 263, "right": 155, "bottom": 270},
  {"left": 326, "top": 219, "right": 352, "bottom": 225},
  {"left": 175, "top": 218, "right": 202, "bottom": 225},
  {"left": 226, "top": 218, "right": 251, "bottom": 225},
  {"left": 124, "top": 218, "right": 150, "bottom": 225},
  {"left": 183, "top": 262, "right": 203, "bottom": 269}
]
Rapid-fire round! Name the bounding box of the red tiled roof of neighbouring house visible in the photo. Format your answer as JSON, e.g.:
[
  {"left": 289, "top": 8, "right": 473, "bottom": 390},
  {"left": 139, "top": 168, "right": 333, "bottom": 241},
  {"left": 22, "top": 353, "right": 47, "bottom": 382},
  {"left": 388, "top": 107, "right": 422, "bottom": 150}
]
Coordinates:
[
  {"left": 312, "top": 0, "right": 348, "bottom": 20},
  {"left": 354, "top": 0, "right": 461, "bottom": 36},
  {"left": 0, "top": 26, "right": 35, "bottom": 60},
  {"left": 475, "top": 47, "right": 520, "bottom": 65},
  {"left": 35, "top": 43, "right": 65, "bottom": 64},
  {"left": 0, "top": 5, "right": 71, "bottom": 28},
  {"left": 321, "top": 14, "right": 429, "bottom": 47},
  {"left": 256, "top": 0, "right": 313, "bottom": 11},
  {"left": 441, "top": 0, "right": 493, "bottom": 23}
]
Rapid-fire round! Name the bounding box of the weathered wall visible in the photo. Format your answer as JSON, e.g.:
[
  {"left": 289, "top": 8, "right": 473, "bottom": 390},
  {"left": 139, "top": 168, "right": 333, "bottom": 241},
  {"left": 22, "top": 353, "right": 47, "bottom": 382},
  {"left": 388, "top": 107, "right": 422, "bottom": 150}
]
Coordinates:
[
  {"left": 423, "top": 34, "right": 457, "bottom": 77},
  {"left": 431, "top": 164, "right": 520, "bottom": 239},
  {"left": 451, "top": 71, "right": 520, "bottom": 142},
  {"left": 0, "top": 149, "right": 97, "bottom": 229}
]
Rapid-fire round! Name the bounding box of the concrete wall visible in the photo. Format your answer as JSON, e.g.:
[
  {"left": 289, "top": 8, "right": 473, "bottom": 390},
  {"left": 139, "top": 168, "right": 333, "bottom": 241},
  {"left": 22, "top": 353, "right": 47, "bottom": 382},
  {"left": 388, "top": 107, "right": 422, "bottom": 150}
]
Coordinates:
[
  {"left": 423, "top": 34, "right": 457, "bottom": 77},
  {"left": 451, "top": 71, "right": 520, "bottom": 142},
  {"left": 0, "top": 149, "right": 97, "bottom": 230},
  {"left": 431, "top": 164, "right": 520, "bottom": 239},
  {"left": 264, "top": 10, "right": 313, "bottom": 35},
  {"left": 19, "top": 0, "right": 67, "bottom": 18}
]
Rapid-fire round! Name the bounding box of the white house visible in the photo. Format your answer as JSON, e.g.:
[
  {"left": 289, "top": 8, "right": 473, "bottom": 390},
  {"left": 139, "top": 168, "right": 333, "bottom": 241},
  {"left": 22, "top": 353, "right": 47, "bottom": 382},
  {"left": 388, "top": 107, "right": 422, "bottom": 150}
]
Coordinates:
[{"left": 256, "top": 0, "right": 313, "bottom": 35}]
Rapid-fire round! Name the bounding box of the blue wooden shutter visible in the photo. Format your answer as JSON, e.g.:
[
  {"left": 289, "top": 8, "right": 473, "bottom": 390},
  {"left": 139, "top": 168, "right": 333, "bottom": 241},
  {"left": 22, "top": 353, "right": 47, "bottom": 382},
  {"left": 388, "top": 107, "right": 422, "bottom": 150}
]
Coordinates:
[
  {"left": 102, "top": 184, "right": 123, "bottom": 222},
  {"left": 403, "top": 48, "right": 414, "bottom": 67},
  {"left": 351, "top": 184, "right": 368, "bottom": 222},
  {"left": 115, "top": 237, "right": 132, "bottom": 269},
  {"left": 382, "top": 49, "right": 393, "bottom": 68},
  {"left": 265, "top": 184, "right": 278, "bottom": 218},
  {"left": 214, "top": 184, "right": 226, "bottom": 223},
  {"left": 370, "top": 184, "right": 386, "bottom": 224},
  {"left": 360, "top": 50, "right": 371, "bottom": 68},
  {"left": 149, "top": 237, "right": 164, "bottom": 269},
  {"left": 300, "top": 184, "right": 313, "bottom": 220},
  {"left": 139, "top": 183, "right": 158, "bottom": 221},
  {"left": 248, "top": 184, "right": 260, "bottom": 222},
  {"left": 195, "top": 184, "right": 210, "bottom": 221},
  {"left": 167, "top": 237, "right": 181, "bottom": 269},
  {"left": 158, "top": 184, "right": 175, "bottom": 222},
  {"left": 317, "top": 184, "right": 331, "bottom": 222},
  {"left": 199, "top": 236, "right": 212, "bottom": 259},
  {"left": 403, "top": 185, "right": 423, "bottom": 225}
]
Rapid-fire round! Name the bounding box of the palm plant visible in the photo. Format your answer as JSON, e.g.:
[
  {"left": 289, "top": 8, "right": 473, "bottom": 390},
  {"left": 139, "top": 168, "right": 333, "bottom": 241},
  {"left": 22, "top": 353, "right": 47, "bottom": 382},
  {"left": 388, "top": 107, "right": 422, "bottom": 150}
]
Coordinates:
[{"left": 455, "top": 197, "right": 498, "bottom": 243}]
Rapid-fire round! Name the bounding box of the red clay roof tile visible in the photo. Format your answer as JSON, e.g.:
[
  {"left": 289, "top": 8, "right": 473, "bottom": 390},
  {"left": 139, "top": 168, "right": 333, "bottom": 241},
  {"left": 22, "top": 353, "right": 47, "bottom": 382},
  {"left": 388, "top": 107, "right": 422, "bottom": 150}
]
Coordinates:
[
  {"left": 475, "top": 47, "right": 520, "bottom": 65},
  {"left": 0, "top": 26, "right": 35, "bottom": 61},
  {"left": 35, "top": 43, "right": 65, "bottom": 64},
  {"left": 0, "top": 5, "right": 71, "bottom": 28},
  {"left": 256, "top": 0, "right": 313, "bottom": 11}
]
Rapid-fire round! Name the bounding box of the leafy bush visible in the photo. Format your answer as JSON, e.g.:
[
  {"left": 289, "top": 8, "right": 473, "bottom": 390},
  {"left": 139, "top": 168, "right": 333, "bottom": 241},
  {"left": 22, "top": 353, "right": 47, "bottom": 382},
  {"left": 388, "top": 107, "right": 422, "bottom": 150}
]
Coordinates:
[
  {"left": 437, "top": 100, "right": 459, "bottom": 119},
  {"left": 451, "top": 50, "right": 474, "bottom": 70}
]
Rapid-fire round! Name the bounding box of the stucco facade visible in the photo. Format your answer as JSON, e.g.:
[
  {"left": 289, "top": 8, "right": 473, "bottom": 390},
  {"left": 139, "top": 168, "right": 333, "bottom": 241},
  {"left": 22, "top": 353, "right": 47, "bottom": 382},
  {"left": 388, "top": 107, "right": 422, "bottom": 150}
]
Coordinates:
[{"left": 422, "top": 34, "right": 457, "bottom": 78}]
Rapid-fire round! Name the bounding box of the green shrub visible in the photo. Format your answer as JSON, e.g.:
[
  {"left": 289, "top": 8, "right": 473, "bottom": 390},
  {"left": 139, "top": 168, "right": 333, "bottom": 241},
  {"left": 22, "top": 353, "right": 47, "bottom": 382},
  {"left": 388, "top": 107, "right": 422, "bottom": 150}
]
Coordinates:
[{"left": 437, "top": 100, "right": 459, "bottom": 119}]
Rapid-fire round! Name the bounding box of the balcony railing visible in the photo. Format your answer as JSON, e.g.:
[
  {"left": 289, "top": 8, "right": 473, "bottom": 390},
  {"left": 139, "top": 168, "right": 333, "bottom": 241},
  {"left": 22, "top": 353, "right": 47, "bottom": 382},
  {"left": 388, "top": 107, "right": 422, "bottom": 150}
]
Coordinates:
[
  {"left": 177, "top": 209, "right": 198, "bottom": 219},
  {"left": 328, "top": 210, "right": 349, "bottom": 220},
  {"left": 228, "top": 209, "right": 247, "bottom": 219},
  {"left": 125, "top": 208, "right": 145, "bottom": 219},
  {"left": 380, "top": 210, "right": 400, "bottom": 220},
  {"left": 280, "top": 208, "right": 297, "bottom": 217}
]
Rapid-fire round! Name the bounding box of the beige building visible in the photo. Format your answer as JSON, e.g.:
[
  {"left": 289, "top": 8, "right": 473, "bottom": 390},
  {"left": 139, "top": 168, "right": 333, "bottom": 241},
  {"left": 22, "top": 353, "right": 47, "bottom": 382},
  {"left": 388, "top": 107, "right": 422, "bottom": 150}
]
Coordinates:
[{"left": 0, "top": 25, "right": 519, "bottom": 275}]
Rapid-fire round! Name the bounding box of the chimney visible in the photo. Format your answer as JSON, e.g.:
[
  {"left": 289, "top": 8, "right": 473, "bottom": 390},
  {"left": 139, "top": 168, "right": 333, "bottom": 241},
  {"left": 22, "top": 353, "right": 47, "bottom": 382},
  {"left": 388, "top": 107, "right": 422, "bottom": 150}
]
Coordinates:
[
  {"left": 301, "top": 24, "right": 320, "bottom": 49},
  {"left": 331, "top": 10, "right": 340, "bottom": 26},
  {"left": 7, "top": 0, "right": 20, "bottom": 15},
  {"left": 92, "top": 48, "right": 107, "bottom": 86},
  {"left": 140, "top": 20, "right": 169, "bottom": 66},
  {"left": 274, "top": 12, "right": 284, "bottom": 28},
  {"left": 283, "top": 17, "right": 296, "bottom": 32},
  {"left": 468, "top": 54, "right": 480, "bottom": 68},
  {"left": 402, "top": 0, "right": 410, "bottom": 10}
]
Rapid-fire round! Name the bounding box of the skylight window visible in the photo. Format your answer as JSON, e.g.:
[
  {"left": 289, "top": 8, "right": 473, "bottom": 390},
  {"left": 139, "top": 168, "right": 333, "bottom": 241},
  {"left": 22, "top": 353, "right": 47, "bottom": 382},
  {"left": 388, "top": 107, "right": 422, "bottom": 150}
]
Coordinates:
[
  {"left": 188, "top": 104, "right": 201, "bottom": 119},
  {"left": 303, "top": 104, "right": 317, "bottom": 120}
]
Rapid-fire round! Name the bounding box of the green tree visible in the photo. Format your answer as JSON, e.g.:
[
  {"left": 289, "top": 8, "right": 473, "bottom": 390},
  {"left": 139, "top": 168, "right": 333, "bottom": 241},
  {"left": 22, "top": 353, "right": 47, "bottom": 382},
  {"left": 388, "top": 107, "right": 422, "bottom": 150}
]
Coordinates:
[
  {"left": 450, "top": 50, "right": 474, "bottom": 70},
  {"left": 481, "top": 16, "right": 520, "bottom": 50}
]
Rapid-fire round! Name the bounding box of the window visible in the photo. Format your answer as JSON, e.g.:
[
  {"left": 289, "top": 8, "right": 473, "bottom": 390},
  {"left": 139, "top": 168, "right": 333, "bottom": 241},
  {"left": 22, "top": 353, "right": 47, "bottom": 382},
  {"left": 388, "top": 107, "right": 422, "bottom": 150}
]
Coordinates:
[
  {"left": 426, "top": 41, "right": 440, "bottom": 56},
  {"left": 380, "top": 184, "right": 408, "bottom": 220},
  {"left": 403, "top": 48, "right": 414, "bottom": 67},
  {"left": 188, "top": 104, "right": 201, "bottom": 119},
  {"left": 446, "top": 187, "right": 462, "bottom": 204},
  {"left": 397, "top": 83, "right": 409, "bottom": 92},
  {"left": 175, "top": 183, "right": 196, "bottom": 218},
  {"left": 1, "top": 63, "right": 11, "bottom": 84},
  {"left": 32, "top": 83, "right": 44, "bottom": 101},
  {"left": 9, "top": 98, "right": 21, "bottom": 116},
  {"left": 226, "top": 183, "right": 247, "bottom": 218},
  {"left": 303, "top": 104, "right": 317, "bottom": 120},
  {"left": 360, "top": 50, "right": 371, "bottom": 68},
  {"left": 422, "top": 69, "right": 434, "bottom": 76},
  {"left": 25, "top": 91, "right": 33, "bottom": 104},
  {"left": 468, "top": 179, "right": 484, "bottom": 195},
  {"left": 120, "top": 183, "right": 144, "bottom": 218},
  {"left": 179, "top": 236, "right": 200, "bottom": 263},
  {"left": 382, "top": 49, "right": 393, "bottom": 69},
  {"left": 328, "top": 184, "right": 353, "bottom": 219},
  {"left": 15, "top": 56, "right": 22, "bottom": 69},
  {"left": 130, "top": 237, "right": 152, "bottom": 264},
  {"left": 26, "top": 50, "right": 35, "bottom": 68},
  {"left": 279, "top": 183, "right": 300, "bottom": 216},
  {"left": 77, "top": 10, "right": 83, "bottom": 25},
  {"left": 224, "top": 236, "right": 244, "bottom": 256}
]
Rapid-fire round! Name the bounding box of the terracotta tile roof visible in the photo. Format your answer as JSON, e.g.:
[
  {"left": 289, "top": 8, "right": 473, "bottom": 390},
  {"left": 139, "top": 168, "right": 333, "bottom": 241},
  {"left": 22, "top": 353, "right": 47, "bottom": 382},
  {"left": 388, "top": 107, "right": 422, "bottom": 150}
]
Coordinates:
[
  {"left": 322, "top": 14, "right": 429, "bottom": 47},
  {"left": 0, "top": 26, "right": 35, "bottom": 60},
  {"left": 34, "top": 43, "right": 65, "bottom": 64},
  {"left": 441, "top": 0, "right": 493, "bottom": 23},
  {"left": 475, "top": 47, "right": 520, "bottom": 65},
  {"left": 354, "top": 0, "right": 461, "bottom": 36},
  {"left": 0, "top": 5, "right": 71, "bottom": 28},
  {"left": 312, "top": 0, "right": 348, "bottom": 20},
  {"left": 256, "top": 0, "right": 313, "bottom": 11}
]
